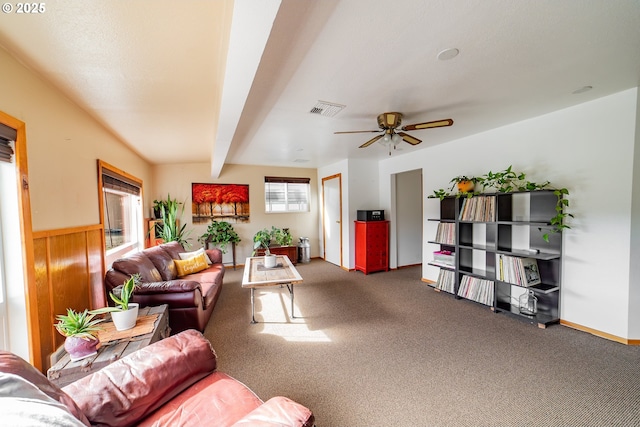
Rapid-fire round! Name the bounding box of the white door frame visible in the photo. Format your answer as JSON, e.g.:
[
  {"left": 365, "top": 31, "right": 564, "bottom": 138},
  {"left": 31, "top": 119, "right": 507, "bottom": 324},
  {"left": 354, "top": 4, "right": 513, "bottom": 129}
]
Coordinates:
[{"left": 322, "top": 174, "right": 342, "bottom": 267}]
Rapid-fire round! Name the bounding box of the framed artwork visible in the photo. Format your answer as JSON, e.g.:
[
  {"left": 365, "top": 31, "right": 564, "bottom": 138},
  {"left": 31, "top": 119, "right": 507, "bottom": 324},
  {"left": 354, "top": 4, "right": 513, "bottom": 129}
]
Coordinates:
[{"left": 192, "top": 183, "right": 250, "bottom": 224}]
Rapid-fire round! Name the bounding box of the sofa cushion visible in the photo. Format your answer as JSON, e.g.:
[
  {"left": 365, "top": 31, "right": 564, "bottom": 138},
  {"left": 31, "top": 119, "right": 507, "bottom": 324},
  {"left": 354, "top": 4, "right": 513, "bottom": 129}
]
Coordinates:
[
  {"left": 184, "top": 264, "right": 224, "bottom": 308},
  {"left": 145, "top": 245, "right": 179, "bottom": 280},
  {"left": 137, "top": 372, "right": 263, "bottom": 427},
  {"left": 64, "top": 330, "right": 217, "bottom": 427},
  {"left": 160, "top": 241, "right": 187, "bottom": 259},
  {"left": 0, "top": 373, "right": 88, "bottom": 427},
  {"left": 111, "top": 252, "right": 162, "bottom": 283},
  {"left": 0, "top": 351, "right": 90, "bottom": 426},
  {"left": 175, "top": 253, "right": 209, "bottom": 277},
  {"left": 179, "top": 247, "right": 212, "bottom": 265}
]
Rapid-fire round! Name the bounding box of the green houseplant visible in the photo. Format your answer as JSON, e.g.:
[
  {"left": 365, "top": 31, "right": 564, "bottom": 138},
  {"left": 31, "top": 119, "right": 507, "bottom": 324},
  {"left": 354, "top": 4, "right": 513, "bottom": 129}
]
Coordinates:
[
  {"left": 252, "top": 228, "right": 278, "bottom": 268},
  {"left": 55, "top": 309, "right": 104, "bottom": 361},
  {"left": 449, "top": 175, "right": 478, "bottom": 195},
  {"left": 157, "top": 194, "right": 191, "bottom": 247},
  {"left": 93, "top": 274, "right": 140, "bottom": 331},
  {"left": 429, "top": 166, "right": 572, "bottom": 242},
  {"left": 198, "top": 220, "right": 241, "bottom": 254},
  {"left": 271, "top": 226, "right": 293, "bottom": 246},
  {"left": 252, "top": 228, "right": 273, "bottom": 256}
]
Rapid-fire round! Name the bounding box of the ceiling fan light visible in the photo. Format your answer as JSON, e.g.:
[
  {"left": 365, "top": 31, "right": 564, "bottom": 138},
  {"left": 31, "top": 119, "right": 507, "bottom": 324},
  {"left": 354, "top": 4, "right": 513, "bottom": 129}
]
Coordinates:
[{"left": 391, "top": 133, "right": 402, "bottom": 145}]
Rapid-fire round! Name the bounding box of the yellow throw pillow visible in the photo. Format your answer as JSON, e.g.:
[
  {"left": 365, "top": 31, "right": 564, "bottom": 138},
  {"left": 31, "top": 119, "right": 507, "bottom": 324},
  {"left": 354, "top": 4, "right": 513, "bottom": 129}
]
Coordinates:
[{"left": 174, "top": 253, "right": 209, "bottom": 277}]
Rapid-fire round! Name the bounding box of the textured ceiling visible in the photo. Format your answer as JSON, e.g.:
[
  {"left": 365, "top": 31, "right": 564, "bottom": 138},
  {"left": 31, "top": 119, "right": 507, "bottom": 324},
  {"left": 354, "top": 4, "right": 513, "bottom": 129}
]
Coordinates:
[{"left": 1, "top": 0, "right": 639, "bottom": 176}]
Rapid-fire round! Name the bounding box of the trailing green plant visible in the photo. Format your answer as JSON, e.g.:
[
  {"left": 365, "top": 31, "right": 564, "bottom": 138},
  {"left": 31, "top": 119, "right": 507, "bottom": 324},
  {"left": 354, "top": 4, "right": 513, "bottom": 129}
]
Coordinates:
[
  {"left": 55, "top": 309, "right": 104, "bottom": 340},
  {"left": 252, "top": 228, "right": 273, "bottom": 256},
  {"left": 157, "top": 194, "right": 191, "bottom": 247},
  {"left": 271, "top": 226, "right": 293, "bottom": 246},
  {"left": 198, "top": 220, "right": 241, "bottom": 254},
  {"left": 428, "top": 166, "right": 572, "bottom": 242}
]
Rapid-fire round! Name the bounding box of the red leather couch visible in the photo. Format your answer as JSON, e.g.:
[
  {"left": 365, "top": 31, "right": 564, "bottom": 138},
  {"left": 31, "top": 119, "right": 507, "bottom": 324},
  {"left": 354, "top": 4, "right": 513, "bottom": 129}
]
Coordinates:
[
  {"left": 105, "top": 242, "right": 224, "bottom": 334},
  {"left": 0, "top": 330, "right": 314, "bottom": 427}
]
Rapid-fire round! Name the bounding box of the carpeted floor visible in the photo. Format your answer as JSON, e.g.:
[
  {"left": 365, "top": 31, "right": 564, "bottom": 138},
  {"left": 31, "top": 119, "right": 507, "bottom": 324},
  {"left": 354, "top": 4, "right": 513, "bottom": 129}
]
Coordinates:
[{"left": 204, "top": 259, "right": 640, "bottom": 427}]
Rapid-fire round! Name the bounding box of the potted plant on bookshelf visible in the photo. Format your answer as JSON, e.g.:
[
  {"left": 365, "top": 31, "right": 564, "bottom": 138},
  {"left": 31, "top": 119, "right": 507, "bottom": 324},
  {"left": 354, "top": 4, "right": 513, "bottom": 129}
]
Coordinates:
[
  {"left": 198, "top": 220, "right": 241, "bottom": 254},
  {"left": 429, "top": 166, "right": 573, "bottom": 242},
  {"left": 55, "top": 309, "right": 104, "bottom": 361},
  {"left": 94, "top": 274, "right": 140, "bottom": 331},
  {"left": 449, "top": 175, "right": 477, "bottom": 195},
  {"left": 252, "top": 228, "right": 277, "bottom": 268}
]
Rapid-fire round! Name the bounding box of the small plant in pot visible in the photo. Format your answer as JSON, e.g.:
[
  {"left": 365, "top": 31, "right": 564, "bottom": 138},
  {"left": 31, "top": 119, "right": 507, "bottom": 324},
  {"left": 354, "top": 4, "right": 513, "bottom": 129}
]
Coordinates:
[
  {"left": 450, "top": 175, "right": 478, "bottom": 195},
  {"left": 271, "top": 226, "right": 293, "bottom": 246},
  {"left": 94, "top": 274, "right": 140, "bottom": 331},
  {"left": 253, "top": 228, "right": 277, "bottom": 268},
  {"left": 55, "top": 309, "right": 104, "bottom": 361}
]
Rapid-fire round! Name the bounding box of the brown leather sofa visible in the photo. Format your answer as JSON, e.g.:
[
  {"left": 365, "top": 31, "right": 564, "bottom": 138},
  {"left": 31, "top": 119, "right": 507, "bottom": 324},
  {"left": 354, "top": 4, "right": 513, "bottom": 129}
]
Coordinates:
[
  {"left": 105, "top": 242, "right": 224, "bottom": 334},
  {"left": 0, "top": 329, "right": 315, "bottom": 427}
]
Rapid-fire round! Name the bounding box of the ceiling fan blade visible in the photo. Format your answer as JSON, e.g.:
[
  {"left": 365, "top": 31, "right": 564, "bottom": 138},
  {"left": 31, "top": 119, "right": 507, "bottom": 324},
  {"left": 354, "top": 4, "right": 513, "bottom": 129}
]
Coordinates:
[
  {"left": 334, "top": 130, "right": 381, "bottom": 134},
  {"left": 401, "top": 118, "right": 454, "bottom": 131},
  {"left": 398, "top": 132, "right": 421, "bottom": 145},
  {"left": 359, "top": 134, "right": 384, "bottom": 148}
]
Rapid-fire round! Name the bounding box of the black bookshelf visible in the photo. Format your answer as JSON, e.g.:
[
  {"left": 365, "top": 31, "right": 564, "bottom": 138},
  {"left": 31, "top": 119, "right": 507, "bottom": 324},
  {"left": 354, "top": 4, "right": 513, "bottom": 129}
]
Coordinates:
[{"left": 428, "top": 190, "right": 562, "bottom": 328}]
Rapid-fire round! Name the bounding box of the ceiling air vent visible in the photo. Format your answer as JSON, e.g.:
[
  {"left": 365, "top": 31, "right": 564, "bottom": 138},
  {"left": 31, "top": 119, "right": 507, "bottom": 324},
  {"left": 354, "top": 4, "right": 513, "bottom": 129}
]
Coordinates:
[{"left": 309, "top": 101, "right": 345, "bottom": 117}]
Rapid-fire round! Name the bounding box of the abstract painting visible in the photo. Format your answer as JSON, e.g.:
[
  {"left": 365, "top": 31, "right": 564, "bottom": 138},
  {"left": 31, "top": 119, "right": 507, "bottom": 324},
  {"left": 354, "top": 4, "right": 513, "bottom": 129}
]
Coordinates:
[{"left": 192, "top": 183, "right": 250, "bottom": 224}]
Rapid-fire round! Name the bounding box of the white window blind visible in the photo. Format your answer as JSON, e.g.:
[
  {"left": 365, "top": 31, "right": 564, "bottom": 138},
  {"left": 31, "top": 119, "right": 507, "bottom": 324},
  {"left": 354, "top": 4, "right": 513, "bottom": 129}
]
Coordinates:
[{"left": 265, "top": 176, "right": 310, "bottom": 213}]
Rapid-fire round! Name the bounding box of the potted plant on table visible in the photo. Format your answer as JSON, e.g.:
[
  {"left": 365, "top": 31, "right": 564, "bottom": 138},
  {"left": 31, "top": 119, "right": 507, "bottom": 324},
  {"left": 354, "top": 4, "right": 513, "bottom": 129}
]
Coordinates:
[
  {"left": 198, "top": 220, "right": 241, "bottom": 254},
  {"left": 94, "top": 274, "right": 140, "bottom": 331},
  {"left": 252, "top": 228, "right": 277, "bottom": 268},
  {"left": 55, "top": 309, "right": 105, "bottom": 361}
]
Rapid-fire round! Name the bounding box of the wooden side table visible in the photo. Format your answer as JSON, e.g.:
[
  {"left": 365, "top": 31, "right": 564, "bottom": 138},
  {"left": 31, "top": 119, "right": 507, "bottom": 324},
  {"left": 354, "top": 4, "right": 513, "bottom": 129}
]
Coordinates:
[{"left": 47, "top": 304, "right": 170, "bottom": 387}]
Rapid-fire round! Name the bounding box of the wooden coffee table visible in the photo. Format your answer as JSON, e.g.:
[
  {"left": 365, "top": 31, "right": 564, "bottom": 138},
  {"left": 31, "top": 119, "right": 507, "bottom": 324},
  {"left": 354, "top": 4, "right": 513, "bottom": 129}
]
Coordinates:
[
  {"left": 47, "top": 304, "right": 170, "bottom": 387},
  {"left": 242, "top": 255, "right": 303, "bottom": 323}
]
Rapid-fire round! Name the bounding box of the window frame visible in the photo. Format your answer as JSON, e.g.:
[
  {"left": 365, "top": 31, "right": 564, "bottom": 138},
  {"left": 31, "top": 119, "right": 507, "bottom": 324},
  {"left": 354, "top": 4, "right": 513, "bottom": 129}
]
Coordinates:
[
  {"left": 264, "top": 176, "right": 311, "bottom": 213},
  {"left": 97, "top": 160, "right": 144, "bottom": 267}
]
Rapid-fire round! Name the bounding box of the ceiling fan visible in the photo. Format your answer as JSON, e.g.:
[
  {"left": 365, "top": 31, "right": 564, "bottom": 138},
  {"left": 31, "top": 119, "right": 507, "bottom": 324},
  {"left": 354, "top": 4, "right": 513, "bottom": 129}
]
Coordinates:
[{"left": 334, "top": 112, "right": 453, "bottom": 155}]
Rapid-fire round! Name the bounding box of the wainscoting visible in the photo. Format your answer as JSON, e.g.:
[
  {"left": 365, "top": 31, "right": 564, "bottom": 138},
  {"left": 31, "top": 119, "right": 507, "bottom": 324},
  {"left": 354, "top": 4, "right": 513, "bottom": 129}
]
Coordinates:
[{"left": 32, "top": 225, "right": 105, "bottom": 371}]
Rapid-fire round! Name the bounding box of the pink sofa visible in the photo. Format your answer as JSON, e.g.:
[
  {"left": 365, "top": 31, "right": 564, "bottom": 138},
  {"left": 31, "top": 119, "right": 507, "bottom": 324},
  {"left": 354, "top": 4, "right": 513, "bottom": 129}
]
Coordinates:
[{"left": 0, "top": 330, "right": 315, "bottom": 427}]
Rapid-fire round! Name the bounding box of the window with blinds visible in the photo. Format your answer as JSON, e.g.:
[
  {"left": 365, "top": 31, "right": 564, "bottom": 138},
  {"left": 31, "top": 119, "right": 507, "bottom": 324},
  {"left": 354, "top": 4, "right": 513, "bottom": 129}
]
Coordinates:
[
  {"left": 0, "top": 123, "right": 16, "bottom": 163},
  {"left": 99, "top": 162, "right": 143, "bottom": 265},
  {"left": 264, "top": 176, "right": 310, "bottom": 213}
]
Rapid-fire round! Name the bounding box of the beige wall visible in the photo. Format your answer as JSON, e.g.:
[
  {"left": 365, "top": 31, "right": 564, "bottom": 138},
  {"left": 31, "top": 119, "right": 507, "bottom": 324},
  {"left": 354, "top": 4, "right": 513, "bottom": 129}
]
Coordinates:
[
  {"left": 0, "top": 46, "right": 153, "bottom": 231},
  {"left": 152, "top": 163, "right": 320, "bottom": 262}
]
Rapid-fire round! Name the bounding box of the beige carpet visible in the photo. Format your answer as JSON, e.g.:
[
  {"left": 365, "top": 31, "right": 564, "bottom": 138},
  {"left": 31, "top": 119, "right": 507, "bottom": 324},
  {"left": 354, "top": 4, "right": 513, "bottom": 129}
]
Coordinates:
[{"left": 204, "top": 259, "right": 640, "bottom": 427}]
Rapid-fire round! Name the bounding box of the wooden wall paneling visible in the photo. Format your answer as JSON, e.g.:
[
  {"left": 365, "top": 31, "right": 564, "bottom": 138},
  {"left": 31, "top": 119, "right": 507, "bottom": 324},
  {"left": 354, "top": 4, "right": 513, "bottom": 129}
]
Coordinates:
[
  {"left": 32, "top": 225, "right": 105, "bottom": 371},
  {"left": 87, "top": 228, "right": 106, "bottom": 309},
  {"left": 49, "top": 233, "right": 90, "bottom": 332},
  {"left": 32, "top": 238, "right": 54, "bottom": 368}
]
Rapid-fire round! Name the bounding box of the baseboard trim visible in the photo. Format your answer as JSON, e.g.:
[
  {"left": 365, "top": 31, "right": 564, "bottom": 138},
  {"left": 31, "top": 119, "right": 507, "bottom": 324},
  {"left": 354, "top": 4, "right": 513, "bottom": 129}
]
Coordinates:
[
  {"left": 421, "top": 277, "right": 436, "bottom": 284},
  {"left": 560, "top": 320, "right": 640, "bottom": 345}
]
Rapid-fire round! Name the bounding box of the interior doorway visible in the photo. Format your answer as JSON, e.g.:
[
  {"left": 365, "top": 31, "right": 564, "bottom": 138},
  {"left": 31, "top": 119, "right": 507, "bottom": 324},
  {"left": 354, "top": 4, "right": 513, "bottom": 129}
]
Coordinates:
[
  {"left": 322, "top": 174, "right": 342, "bottom": 266},
  {"left": 395, "top": 169, "right": 423, "bottom": 267}
]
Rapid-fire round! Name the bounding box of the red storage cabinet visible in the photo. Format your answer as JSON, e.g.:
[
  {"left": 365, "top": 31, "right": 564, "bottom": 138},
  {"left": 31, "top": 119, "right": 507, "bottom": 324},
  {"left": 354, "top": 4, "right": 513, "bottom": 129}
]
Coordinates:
[{"left": 354, "top": 220, "right": 389, "bottom": 274}]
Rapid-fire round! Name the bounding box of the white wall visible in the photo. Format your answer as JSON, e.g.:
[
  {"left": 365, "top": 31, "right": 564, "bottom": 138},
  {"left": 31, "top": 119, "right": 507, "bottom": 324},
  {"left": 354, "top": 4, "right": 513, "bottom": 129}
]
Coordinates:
[
  {"left": 0, "top": 47, "right": 153, "bottom": 232},
  {"left": 153, "top": 163, "right": 320, "bottom": 263},
  {"left": 379, "top": 88, "right": 639, "bottom": 340}
]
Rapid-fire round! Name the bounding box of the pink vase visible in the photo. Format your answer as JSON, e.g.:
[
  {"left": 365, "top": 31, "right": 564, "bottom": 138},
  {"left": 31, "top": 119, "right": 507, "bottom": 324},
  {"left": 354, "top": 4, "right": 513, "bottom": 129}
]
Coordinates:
[{"left": 64, "top": 336, "right": 99, "bottom": 361}]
